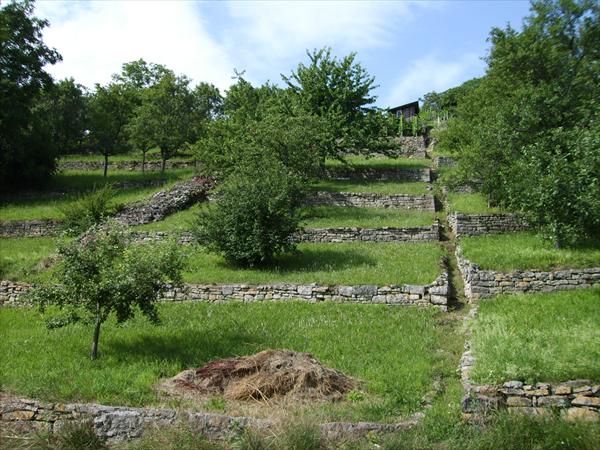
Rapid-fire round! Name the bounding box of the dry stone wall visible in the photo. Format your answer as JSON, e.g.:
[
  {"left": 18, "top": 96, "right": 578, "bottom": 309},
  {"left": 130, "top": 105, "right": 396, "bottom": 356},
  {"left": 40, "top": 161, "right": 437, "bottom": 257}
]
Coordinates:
[
  {"left": 0, "top": 219, "right": 61, "bottom": 238},
  {"left": 58, "top": 160, "right": 196, "bottom": 171},
  {"left": 456, "top": 245, "right": 600, "bottom": 300},
  {"left": 449, "top": 213, "right": 528, "bottom": 237},
  {"left": 0, "top": 394, "right": 423, "bottom": 444},
  {"left": 326, "top": 167, "right": 431, "bottom": 182},
  {"left": 391, "top": 136, "right": 428, "bottom": 157},
  {"left": 307, "top": 191, "right": 435, "bottom": 211},
  {"left": 1, "top": 273, "right": 450, "bottom": 310},
  {"left": 296, "top": 225, "right": 439, "bottom": 243},
  {"left": 433, "top": 156, "right": 457, "bottom": 168}
]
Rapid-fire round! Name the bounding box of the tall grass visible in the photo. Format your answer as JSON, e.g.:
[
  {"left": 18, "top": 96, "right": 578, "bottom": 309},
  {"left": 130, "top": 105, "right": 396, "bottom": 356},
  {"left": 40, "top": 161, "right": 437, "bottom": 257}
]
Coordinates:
[
  {"left": 299, "top": 206, "right": 435, "bottom": 228},
  {"left": 447, "top": 192, "right": 503, "bottom": 214},
  {"left": 470, "top": 288, "right": 600, "bottom": 384},
  {"left": 461, "top": 231, "right": 600, "bottom": 271},
  {"left": 325, "top": 156, "right": 431, "bottom": 170},
  {"left": 311, "top": 180, "right": 431, "bottom": 195},
  {"left": 0, "top": 237, "right": 58, "bottom": 281},
  {"left": 0, "top": 302, "right": 445, "bottom": 422},
  {"left": 184, "top": 242, "right": 443, "bottom": 285}
]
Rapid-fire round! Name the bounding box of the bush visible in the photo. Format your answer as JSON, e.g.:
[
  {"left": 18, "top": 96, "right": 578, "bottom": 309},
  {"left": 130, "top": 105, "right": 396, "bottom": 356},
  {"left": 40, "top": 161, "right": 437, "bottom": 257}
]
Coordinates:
[
  {"left": 194, "top": 156, "right": 304, "bottom": 266},
  {"left": 59, "top": 184, "right": 116, "bottom": 235}
]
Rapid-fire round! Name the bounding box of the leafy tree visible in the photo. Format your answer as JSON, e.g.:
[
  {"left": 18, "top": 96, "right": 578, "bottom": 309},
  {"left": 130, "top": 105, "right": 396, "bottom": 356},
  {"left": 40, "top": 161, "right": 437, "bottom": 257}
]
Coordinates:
[
  {"left": 58, "top": 184, "right": 116, "bottom": 235},
  {"left": 194, "top": 155, "right": 304, "bottom": 266},
  {"left": 439, "top": 0, "right": 600, "bottom": 246},
  {"left": 421, "top": 77, "right": 483, "bottom": 117},
  {"left": 282, "top": 47, "right": 380, "bottom": 157},
  {"left": 0, "top": 0, "right": 61, "bottom": 189},
  {"left": 41, "top": 77, "right": 89, "bottom": 154},
  {"left": 88, "top": 82, "right": 136, "bottom": 177},
  {"left": 28, "top": 225, "right": 185, "bottom": 359},
  {"left": 128, "top": 73, "right": 197, "bottom": 172},
  {"left": 113, "top": 58, "right": 171, "bottom": 89}
]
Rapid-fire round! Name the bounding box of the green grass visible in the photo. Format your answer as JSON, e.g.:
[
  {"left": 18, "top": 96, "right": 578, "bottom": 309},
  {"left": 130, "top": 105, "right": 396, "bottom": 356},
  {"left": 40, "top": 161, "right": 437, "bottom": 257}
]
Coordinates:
[
  {"left": 447, "top": 192, "right": 503, "bottom": 214},
  {"left": 0, "top": 237, "right": 58, "bottom": 281},
  {"left": 0, "top": 302, "right": 447, "bottom": 422},
  {"left": 0, "top": 169, "right": 194, "bottom": 221},
  {"left": 311, "top": 179, "right": 431, "bottom": 195},
  {"left": 461, "top": 232, "right": 600, "bottom": 271},
  {"left": 325, "top": 156, "right": 431, "bottom": 170},
  {"left": 300, "top": 206, "right": 435, "bottom": 228},
  {"left": 184, "top": 242, "right": 443, "bottom": 285},
  {"left": 470, "top": 288, "right": 600, "bottom": 384}
]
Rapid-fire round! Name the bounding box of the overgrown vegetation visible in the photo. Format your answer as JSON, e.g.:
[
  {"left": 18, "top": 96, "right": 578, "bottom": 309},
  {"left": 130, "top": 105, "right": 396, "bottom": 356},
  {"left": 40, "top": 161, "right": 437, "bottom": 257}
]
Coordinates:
[
  {"left": 436, "top": 0, "right": 600, "bottom": 246},
  {"left": 58, "top": 184, "right": 115, "bottom": 235},
  {"left": 0, "top": 236, "right": 57, "bottom": 281},
  {"left": 470, "top": 288, "right": 600, "bottom": 384}
]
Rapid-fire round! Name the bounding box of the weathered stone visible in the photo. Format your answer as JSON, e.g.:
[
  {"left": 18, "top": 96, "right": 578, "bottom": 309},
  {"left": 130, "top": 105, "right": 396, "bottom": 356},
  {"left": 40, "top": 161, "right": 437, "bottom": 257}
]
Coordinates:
[
  {"left": 553, "top": 385, "right": 572, "bottom": 395},
  {"left": 508, "top": 407, "right": 550, "bottom": 417},
  {"left": 562, "top": 408, "right": 600, "bottom": 423},
  {"left": 536, "top": 396, "right": 570, "bottom": 408},
  {"left": 571, "top": 396, "right": 600, "bottom": 407},
  {"left": 503, "top": 380, "right": 524, "bottom": 389},
  {"left": 506, "top": 397, "right": 532, "bottom": 407},
  {"left": 3, "top": 410, "right": 35, "bottom": 420}
]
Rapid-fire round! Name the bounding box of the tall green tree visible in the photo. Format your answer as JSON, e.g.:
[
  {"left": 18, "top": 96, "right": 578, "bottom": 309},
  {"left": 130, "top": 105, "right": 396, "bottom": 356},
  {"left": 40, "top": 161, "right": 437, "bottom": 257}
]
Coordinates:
[
  {"left": 282, "top": 47, "right": 380, "bottom": 157},
  {"left": 88, "top": 82, "right": 135, "bottom": 177},
  {"left": 41, "top": 77, "right": 89, "bottom": 154},
  {"left": 0, "top": 0, "right": 61, "bottom": 189},
  {"left": 441, "top": 0, "right": 600, "bottom": 246}
]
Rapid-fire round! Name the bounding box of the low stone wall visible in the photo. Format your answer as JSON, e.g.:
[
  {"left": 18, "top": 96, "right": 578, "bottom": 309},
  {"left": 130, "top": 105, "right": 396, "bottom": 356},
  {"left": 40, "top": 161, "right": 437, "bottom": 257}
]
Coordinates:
[
  {"left": 58, "top": 160, "right": 196, "bottom": 171},
  {"left": 326, "top": 167, "right": 431, "bottom": 182},
  {"left": 306, "top": 191, "right": 435, "bottom": 211},
  {"left": 456, "top": 245, "right": 600, "bottom": 300},
  {"left": 130, "top": 224, "right": 440, "bottom": 245},
  {"left": 0, "top": 219, "right": 62, "bottom": 238},
  {"left": 433, "top": 156, "right": 457, "bottom": 168},
  {"left": 0, "top": 394, "right": 423, "bottom": 444},
  {"left": 1, "top": 273, "right": 450, "bottom": 310},
  {"left": 114, "top": 177, "right": 212, "bottom": 226},
  {"left": 459, "top": 307, "right": 600, "bottom": 422},
  {"left": 391, "top": 136, "right": 428, "bottom": 157},
  {"left": 296, "top": 225, "right": 439, "bottom": 243},
  {"left": 449, "top": 213, "right": 528, "bottom": 237}
]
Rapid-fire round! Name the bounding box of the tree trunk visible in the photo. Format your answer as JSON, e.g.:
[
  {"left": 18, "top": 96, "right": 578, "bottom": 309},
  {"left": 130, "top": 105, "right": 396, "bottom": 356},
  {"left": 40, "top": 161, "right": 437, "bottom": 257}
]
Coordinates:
[
  {"left": 161, "top": 153, "right": 166, "bottom": 174},
  {"left": 91, "top": 317, "right": 101, "bottom": 360},
  {"left": 103, "top": 152, "right": 108, "bottom": 178},
  {"left": 142, "top": 150, "right": 146, "bottom": 174}
]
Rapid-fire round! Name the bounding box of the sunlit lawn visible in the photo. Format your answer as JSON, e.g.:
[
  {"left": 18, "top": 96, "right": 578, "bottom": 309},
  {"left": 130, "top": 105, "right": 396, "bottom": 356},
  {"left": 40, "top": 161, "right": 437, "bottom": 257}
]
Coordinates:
[{"left": 311, "top": 179, "right": 431, "bottom": 195}]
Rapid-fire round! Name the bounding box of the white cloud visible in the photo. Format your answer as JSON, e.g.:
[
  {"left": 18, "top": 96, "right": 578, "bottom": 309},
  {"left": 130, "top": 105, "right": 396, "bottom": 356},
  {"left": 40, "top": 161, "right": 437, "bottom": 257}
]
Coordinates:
[
  {"left": 35, "top": 1, "right": 235, "bottom": 91},
  {"left": 222, "top": 0, "right": 430, "bottom": 82},
  {"left": 385, "top": 53, "right": 485, "bottom": 107}
]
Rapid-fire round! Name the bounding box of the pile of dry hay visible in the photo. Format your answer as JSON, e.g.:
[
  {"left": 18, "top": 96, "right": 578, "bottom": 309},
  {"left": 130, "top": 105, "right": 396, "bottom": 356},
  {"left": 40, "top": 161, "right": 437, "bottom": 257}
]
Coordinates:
[{"left": 161, "top": 349, "right": 357, "bottom": 402}]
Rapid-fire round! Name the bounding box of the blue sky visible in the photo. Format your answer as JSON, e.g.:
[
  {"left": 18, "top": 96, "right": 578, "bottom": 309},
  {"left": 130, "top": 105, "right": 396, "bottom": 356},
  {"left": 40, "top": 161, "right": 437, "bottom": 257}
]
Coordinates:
[{"left": 35, "top": 1, "right": 532, "bottom": 108}]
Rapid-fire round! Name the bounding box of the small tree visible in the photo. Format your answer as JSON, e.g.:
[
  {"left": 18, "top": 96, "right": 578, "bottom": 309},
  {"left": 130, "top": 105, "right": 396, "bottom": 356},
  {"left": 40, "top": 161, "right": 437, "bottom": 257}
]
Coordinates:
[
  {"left": 27, "top": 225, "right": 185, "bottom": 359},
  {"left": 194, "top": 155, "right": 304, "bottom": 266}
]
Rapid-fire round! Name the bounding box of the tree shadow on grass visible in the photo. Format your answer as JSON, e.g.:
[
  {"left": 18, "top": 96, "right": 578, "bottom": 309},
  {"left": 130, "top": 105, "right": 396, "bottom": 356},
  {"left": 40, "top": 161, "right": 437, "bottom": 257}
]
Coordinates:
[{"left": 105, "top": 326, "right": 264, "bottom": 369}]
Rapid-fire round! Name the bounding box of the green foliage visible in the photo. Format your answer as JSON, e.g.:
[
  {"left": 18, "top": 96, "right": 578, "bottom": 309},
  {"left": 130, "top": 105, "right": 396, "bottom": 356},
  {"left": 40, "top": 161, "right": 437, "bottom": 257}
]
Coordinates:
[
  {"left": 0, "top": 0, "right": 61, "bottom": 189},
  {"left": 421, "top": 77, "right": 483, "bottom": 117},
  {"left": 58, "top": 184, "right": 116, "bottom": 235},
  {"left": 52, "top": 421, "right": 108, "bottom": 450},
  {"left": 194, "top": 157, "right": 303, "bottom": 266},
  {"left": 26, "top": 225, "right": 185, "bottom": 359},
  {"left": 438, "top": 0, "right": 600, "bottom": 245},
  {"left": 470, "top": 288, "right": 600, "bottom": 384}
]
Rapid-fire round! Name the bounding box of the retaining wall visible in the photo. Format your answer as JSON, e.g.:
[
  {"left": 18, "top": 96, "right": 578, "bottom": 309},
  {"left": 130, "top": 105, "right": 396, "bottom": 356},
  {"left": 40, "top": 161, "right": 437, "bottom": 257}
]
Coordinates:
[
  {"left": 0, "top": 219, "right": 62, "bottom": 238},
  {"left": 296, "top": 225, "right": 439, "bottom": 243},
  {"left": 459, "top": 307, "right": 600, "bottom": 422},
  {"left": 456, "top": 245, "right": 600, "bottom": 300},
  {"left": 326, "top": 167, "right": 431, "bottom": 182},
  {"left": 0, "top": 394, "right": 422, "bottom": 444},
  {"left": 449, "top": 213, "right": 528, "bottom": 237},
  {"left": 433, "top": 156, "right": 457, "bottom": 168},
  {"left": 306, "top": 191, "right": 435, "bottom": 211},
  {"left": 1, "top": 273, "right": 450, "bottom": 310},
  {"left": 58, "top": 160, "right": 196, "bottom": 171},
  {"left": 391, "top": 136, "right": 428, "bottom": 157}
]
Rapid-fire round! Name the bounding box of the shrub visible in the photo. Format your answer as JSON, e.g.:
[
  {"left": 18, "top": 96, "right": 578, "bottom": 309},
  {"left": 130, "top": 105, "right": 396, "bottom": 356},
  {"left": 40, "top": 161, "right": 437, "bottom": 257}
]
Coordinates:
[
  {"left": 194, "top": 156, "right": 304, "bottom": 266},
  {"left": 59, "top": 184, "right": 116, "bottom": 235}
]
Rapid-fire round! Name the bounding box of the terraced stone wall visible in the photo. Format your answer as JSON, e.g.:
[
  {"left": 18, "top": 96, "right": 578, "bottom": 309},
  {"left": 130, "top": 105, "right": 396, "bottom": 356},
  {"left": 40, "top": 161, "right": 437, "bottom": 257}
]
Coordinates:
[
  {"left": 456, "top": 246, "right": 600, "bottom": 300},
  {"left": 449, "top": 213, "right": 528, "bottom": 237},
  {"left": 0, "top": 219, "right": 61, "bottom": 238},
  {"left": 58, "top": 160, "right": 196, "bottom": 171},
  {"left": 326, "top": 167, "right": 431, "bottom": 183},
  {"left": 296, "top": 225, "right": 439, "bottom": 243},
  {"left": 1, "top": 274, "right": 450, "bottom": 310},
  {"left": 306, "top": 192, "right": 435, "bottom": 211}
]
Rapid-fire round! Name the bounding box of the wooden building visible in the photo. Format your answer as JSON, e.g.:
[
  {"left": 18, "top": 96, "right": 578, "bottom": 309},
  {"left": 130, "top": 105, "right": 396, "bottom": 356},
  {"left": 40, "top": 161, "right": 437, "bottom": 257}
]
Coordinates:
[{"left": 389, "top": 101, "right": 420, "bottom": 120}]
